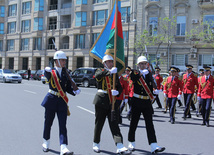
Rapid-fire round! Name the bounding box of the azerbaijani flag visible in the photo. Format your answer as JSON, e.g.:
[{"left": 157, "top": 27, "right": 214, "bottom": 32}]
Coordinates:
[{"left": 89, "top": 0, "right": 125, "bottom": 76}]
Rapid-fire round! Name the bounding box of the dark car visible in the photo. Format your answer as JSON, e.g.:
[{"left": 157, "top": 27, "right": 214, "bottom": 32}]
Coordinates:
[
  {"left": 33, "top": 70, "right": 44, "bottom": 80},
  {"left": 24, "top": 70, "right": 36, "bottom": 79},
  {"left": 16, "top": 70, "right": 27, "bottom": 79},
  {"left": 71, "top": 67, "right": 97, "bottom": 87}
]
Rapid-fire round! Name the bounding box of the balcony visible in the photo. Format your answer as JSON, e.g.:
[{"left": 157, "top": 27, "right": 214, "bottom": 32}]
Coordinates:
[
  {"left": 174, "top": 36, "right": 186, "bottom": 42},
  {"left": 197, "top": 0, "right": 214, "bottom": 9}
]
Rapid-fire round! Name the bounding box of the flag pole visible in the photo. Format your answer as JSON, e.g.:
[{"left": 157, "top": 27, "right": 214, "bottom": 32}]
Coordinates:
[{"left": 112, "top": 0, "right": 118, "bottom": 112}]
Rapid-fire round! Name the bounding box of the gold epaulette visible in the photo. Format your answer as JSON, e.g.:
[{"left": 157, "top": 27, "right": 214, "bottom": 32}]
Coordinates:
[
  {"left": 178, "top": 76, "right": 182, "bottom": 81},
  {"left": 194, "top": 73, "right": 197, "bottom": 77}
]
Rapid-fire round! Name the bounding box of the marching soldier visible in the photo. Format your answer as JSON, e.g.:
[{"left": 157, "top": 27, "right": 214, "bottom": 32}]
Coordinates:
[
  {"left": 162, "top": 69, "right": 171, "bottom": 113},
  {"left": 128, "top": 56, "right": 165, "bottom": 154},
  {"left": 41, "top": 50, "right": 80, "bottom": 155},
  {"left": 92, "top": 55, "right": 130, "bottom": 154},
  {"left": 164, "top": 67, "right": 183, "bottom": 124},
  {"left": 197, "top": 65, "right": 213, "bottom": 127},
  {"left": 120, "top": 66, "right": 134, "bottom": 121},
  {"left": 117, "top": 74, "right": 129, "bottom": 124},
  {"left": 176, "top": 68, "right": 183, "bottom": 107},
  {"left": 182, "top": 65, "right": 198, "bottom": 120},
  {"left": 153, "top": 66, "right": 163, "bottom": 109},
  {"left": 196, "top": 69, "right": 204, "bottom": 117}
]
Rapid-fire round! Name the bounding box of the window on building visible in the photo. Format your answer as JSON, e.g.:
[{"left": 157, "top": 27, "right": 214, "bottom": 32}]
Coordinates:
[
  {"left": 22, "top": 2, "right": 31, "bottom": 14},
  {"left": 33, "top": 38, "right": 42, "bottom": 50},
  {"left": 203, "top": 15, "right": 214, "bottom": 34},
  {"left": 76, "top": 57, "right": 84, "bottom": 68},
  {"left": 49, "top": 17, "right": 57, "bottom": 30},
  {"left": 76, "top": 0, "right": 87, "bottom": 5},
  {"left": 22, "top": 58, "right": 28, "bottom": 70},
  {"left": 75, "top": 12, "right": 87, "bottom": 27},
  {"left": 9, "top": 58, "right": 14, "bottom": 69},
  {"left": 123, "top": 31, "right": 129, "bottom": 47},
  {"left": 36, "top": 57, "right": 41, "bottom": 70},
  {"left": 93, "top": 0, "right": 108, "bottom": 4},
  {"left": 176, "top": 16, "right": 186, "bottom": 36},
  {"left": 34, "top": 0, "right": 44, "bottom": 11},
  {"left": 62, "top": 0, "right": 72, "bottom": 8},
  {"left": 7, "top": 40, "right": 15, "bottom": 51},
  {"left": 0, "top": 23, "right": 4, "bottom": 34},
  {"left": 92, "top": 10, "right": 108, "bottom": 26},
  {"left": 0, "top": 40, "right": 3, "bottom": 51},
  {"left": 171, "top": 54, "right": 188, "bottom": 66},
  {"left": 75, "top": 34, "right": 85, "bottom": 49},
  {"left": 8, "top": 22, "right": 16, "bottom": 34},
  {"left": 149, "top": 17, "right": 158, "bottom": 36},
  {"left": 21, "top": 38, "right": 29, "bottom": 51},
  {"left": 198, "top": 54, "right": 214, "bottom": 66},
  {"left": 91, "top": 33, "right": 100, "bottom": 47},
  {"left": 150, "top": 0, "right": 159, "bottom": 1},
  {"left": 8, "top": 4, "right": 17, "bottom": 17},
  {"left": 49, "top": 0, "right": 58, "bottom": 10},
  {"left": 0, "top": 6, "right": 5, "bottom": 17},
  {"left": 33, "top": 18, "right": 43, "bottom": 31},
  {"left": 121, "top": 7, "right": 130, "bottom": 23},
  {"left": 21, "top": 20, "right": 31, "bottom": 32},
  {"left": 48, "top": 37, "right": 55, "bottom": 49}
]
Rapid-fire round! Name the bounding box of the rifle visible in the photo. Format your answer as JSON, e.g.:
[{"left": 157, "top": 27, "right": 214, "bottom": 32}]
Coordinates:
[
  {"left": 52, "top": 39, "right": 79, "bottom": 91},
  {"left": 144, "top": 45, "right": 157, "bottom": 89}
]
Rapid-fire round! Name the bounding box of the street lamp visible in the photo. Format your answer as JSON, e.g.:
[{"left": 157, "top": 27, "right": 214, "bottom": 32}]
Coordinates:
[{"left": 122, "top": 12, "right": 137, "bottom": 67}]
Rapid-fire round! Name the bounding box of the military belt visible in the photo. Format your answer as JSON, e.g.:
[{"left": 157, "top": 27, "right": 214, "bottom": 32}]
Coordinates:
[
  {"left": 48, "top": 89, "right": 60, "bottom": 97},
  {"left": 98, "top": 89, "right": 107, "bottom": 94},
  {"left": 133, "top": 93, "right": 149, "bottom": 100}
]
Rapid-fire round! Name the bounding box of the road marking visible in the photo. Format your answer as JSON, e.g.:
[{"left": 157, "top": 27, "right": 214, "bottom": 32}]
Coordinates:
[
  {"left": 24, "top": 90, "right": 37, "bottom": 94},
  {"left": 77, "top": 106, "right": 95, "bottom": 115}
]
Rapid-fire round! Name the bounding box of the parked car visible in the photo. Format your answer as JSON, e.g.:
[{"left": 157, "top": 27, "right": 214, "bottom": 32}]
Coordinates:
[
  {"left": 33, "top": 70, "right": 44, "bottom": 81},
  {"left": 160, "top": 73, "right": 169, "bottom": 79},
  {"left": 16, "top": 70, "right": 27, "bottom": 79},
  {"left": 24, "top": 70, "right": 36, "bottom": 79},
  {"left": 41, "top": 70, "right": 48, "bottom": 84},
  {"left": 71, "top": 67, "right": 97, "bottom": 87},
  {"left": 0, "top": 69, "right": 22, "bottom": 83}
]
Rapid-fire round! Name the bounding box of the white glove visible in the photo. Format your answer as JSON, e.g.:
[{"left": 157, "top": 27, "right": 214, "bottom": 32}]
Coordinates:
[
  {"left": 197, "top": 96, "right": 201, "bottom": 101},
  {"left": 73, "top": 89, "right": 81, "bottom": 95},
  {"left": 177, "top": 94, "right": 181, "bottom": 100},
  {"left": 142, "top": 69, "right": 149, "bottom": 75},
  {"left": 124, "top": 99, "right": 128, "bottom": 104},
  {"left": 109, "top": 67, "right": 117, "bottom": 74},
  {"left": 153, "top": 89, "right": 159, "bottom": 95},
  {"left": 111, "top": 90, "right": 119, "bottom": 96},
  {"left": 164, "top": 93, "right": 167, "bottom": 98},
  {"left": 45, "top": 67, "right": 52, "bottom": 72}
]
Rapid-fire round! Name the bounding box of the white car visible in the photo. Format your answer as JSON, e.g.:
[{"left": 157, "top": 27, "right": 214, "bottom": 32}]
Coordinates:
[{"left": 0, "top": 69, "right": 22, "bottom": 83}]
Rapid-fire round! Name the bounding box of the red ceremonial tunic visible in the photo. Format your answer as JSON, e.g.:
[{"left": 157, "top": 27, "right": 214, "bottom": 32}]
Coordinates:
[
  {"left": 182, "top": 72, "right": 198, "bottom": 94},
  {"left": 117, "top": 76, "right": 129, "bottom": 100},
  {"left": 164, "top": 76, "right": 183, "bottom": 98},
  {"left": 123, "top": 74, "right": 134, "bottom": 98},
  {"left": 197, "top": 75, "right": 214, "bottom": 99},
  {"left": 153, "top": 74, "right": 163, "bottom": 90}
]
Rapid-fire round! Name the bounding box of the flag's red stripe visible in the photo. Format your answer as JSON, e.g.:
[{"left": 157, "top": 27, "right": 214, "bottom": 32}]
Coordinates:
[{"left": 111, "top": 10, "right": 123, "bottom": 39}]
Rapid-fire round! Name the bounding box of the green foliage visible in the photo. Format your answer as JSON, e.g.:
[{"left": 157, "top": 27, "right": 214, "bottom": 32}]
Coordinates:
[{"left": 134, "top": 16, "right": 177, "bottom": 65}]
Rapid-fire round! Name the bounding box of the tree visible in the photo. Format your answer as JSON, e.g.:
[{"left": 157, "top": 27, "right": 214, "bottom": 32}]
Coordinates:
[
  {"left": 186, "top": 20, "right": 214, "bottom": 48},
  {"left": 134, "top": 16, "right": 177, "bottom": 66}
]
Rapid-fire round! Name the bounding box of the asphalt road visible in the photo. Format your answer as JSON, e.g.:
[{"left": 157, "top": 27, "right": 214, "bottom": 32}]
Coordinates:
[{"left": 0, "top": 80, "right": 213, "bottom": 155}]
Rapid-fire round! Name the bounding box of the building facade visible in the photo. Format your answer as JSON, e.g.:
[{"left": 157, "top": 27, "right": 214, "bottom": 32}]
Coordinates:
[{"left": 0, "top": 0, "right": 213, "bottom": 73}]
